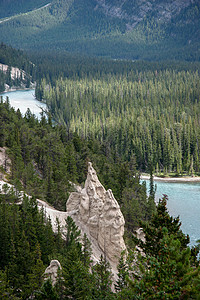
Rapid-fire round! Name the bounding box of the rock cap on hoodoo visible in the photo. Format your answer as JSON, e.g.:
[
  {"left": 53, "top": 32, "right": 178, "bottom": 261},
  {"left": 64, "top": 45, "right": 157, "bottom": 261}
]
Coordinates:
[{"left": 44, "top": 260, "right": 62, "bottom": 286}]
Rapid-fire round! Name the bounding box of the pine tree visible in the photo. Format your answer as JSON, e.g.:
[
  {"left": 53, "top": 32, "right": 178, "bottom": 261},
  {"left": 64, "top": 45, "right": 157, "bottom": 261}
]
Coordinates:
[
  {"left": 0, "top": 270, "right": 20, "bottom": 300},
  {"left": 129, "top": 230, "right": 200, "bottom": 299},
  {"left": 91, "top": 255, "right": 114, "bottom": 299},
  {"left": 0, "top": 196, "right": 11, "bottom": 269},
  {"left": 34, "top": 279, "right": 59, "bottom": 300},
  {"left": 115, "top": 251, "right": 128, "bottom": 292},
  {"left": 27, "top": 242, "right": 45, "bottom": 298},
  {"left": 62, "top": 218, "right": 92, "bottom": 299},
  {"left": 137, "top": 195, "right": 189, "bottom": 257},
  {"left": 64, "top": 216, "right": 81, "bottom": 249},
  {"left": 149, "top": 166, "right": 155, "bottom": 201},
  {"left": 82, "top": 233, "right": 92, "bottom": 267},
  {"left": 55, "top": 217, "right": 63, "bottom": 253}
]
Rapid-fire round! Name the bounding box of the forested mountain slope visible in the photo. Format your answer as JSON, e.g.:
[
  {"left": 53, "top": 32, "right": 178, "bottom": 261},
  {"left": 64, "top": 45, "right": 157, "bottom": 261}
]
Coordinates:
[
  {"left": 0, "top": 0, "right": 50, "bottom": 18},
  {"left": 0, "top": 0, "right": 199, "bottom": 60}
]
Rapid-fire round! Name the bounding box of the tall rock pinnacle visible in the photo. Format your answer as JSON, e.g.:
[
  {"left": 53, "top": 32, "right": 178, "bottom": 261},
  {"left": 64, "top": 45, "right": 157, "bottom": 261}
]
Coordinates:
[{"left": 66, "top": 162, "right": 126, "bottom": 264}]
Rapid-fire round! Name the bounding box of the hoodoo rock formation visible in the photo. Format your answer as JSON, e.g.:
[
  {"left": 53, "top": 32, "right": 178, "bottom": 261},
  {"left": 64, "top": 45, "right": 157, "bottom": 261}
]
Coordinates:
[
  {"left": 44, "top": 260, "right": 62, "bottom": 286},
  {"left": 66, "top": 162, "right": 126, "bottom": 264},
  {"left": 0, "top": 159, "right": 126, "bottom": 272}
]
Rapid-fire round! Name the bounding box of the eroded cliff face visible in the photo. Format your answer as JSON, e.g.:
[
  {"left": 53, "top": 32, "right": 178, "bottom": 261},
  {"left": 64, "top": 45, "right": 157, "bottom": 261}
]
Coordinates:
[
  {"left": 0, "top": 147, "right": 11, "bottom": 180},
  {"left": 66, "top": 162, "right": 126, "bottom": 264}
]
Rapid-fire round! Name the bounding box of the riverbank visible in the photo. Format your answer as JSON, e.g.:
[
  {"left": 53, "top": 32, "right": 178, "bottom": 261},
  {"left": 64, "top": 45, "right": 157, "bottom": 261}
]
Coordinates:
[
  {"left": 141, "top": 174, "right": 200, "bottom": 182},
  {"left": 0, "top": 89, "right": 46, "bottom": 119},
  {"left": 2, "top": 83, "right": 36, "bottom": 93}
]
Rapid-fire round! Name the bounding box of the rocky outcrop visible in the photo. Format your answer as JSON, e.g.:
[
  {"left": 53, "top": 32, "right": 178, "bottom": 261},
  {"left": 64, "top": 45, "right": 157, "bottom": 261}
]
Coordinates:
[
  {"left": 0, "top": 63, "right": 26, "bottom": 81},
  {"left": 95, "top": 0, "right": 193, "bottom": 28},
  {"left": 0, "top": 63, "right": 35, "bottom": 91},
  {"left": 44, "top": 260, "right": 62, "bottom": 286},
  {"left": 0, "top": 147, "right": 11, "bottom": 180},
  {"left": 136, "top": 228, "right": 145, "bottom": 243},
  {"left": 66, "top": 162, "right": 126, "bottom": 264}
]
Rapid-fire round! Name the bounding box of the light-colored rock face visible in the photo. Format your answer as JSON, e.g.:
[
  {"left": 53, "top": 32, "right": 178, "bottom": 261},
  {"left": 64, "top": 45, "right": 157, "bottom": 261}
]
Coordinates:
[
  {"left": 66, "top": 162, "right": 126, "bottom": 264},
  {"left": 136, "top": 227, "right": 145, "bottom": 243},
  {"left": 44, "top": 260, "right": 62, "bottom": 286},
  {"left": 0, "top": 147, "right": 11, "bottom": 179},
  {"left": 0, "top": 63, "right": 26, "bottom": 81}
]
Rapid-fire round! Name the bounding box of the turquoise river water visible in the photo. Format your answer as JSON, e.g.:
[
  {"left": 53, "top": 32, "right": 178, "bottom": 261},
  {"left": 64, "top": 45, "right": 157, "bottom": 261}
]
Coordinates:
[
  {"left": 0, "top": 89, "right": 46, "bottom": 119},
  {"left": 143, "top": 179, "right": 200, "bottom": 247}
]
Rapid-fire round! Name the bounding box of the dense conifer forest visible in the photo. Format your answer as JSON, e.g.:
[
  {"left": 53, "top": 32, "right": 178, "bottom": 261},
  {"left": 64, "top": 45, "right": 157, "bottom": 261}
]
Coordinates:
[
  {"left": 0, "top": 95, "right": 152, "bottom": 215},
  {"left": 0, "top": 47, "right": 200, "bottom": 297},
  {"left": 36, "top": 57, "right": 200, "bottom": 176},
  {"left": 0, "top": 89, "right": 154, "bottom": 298}
]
